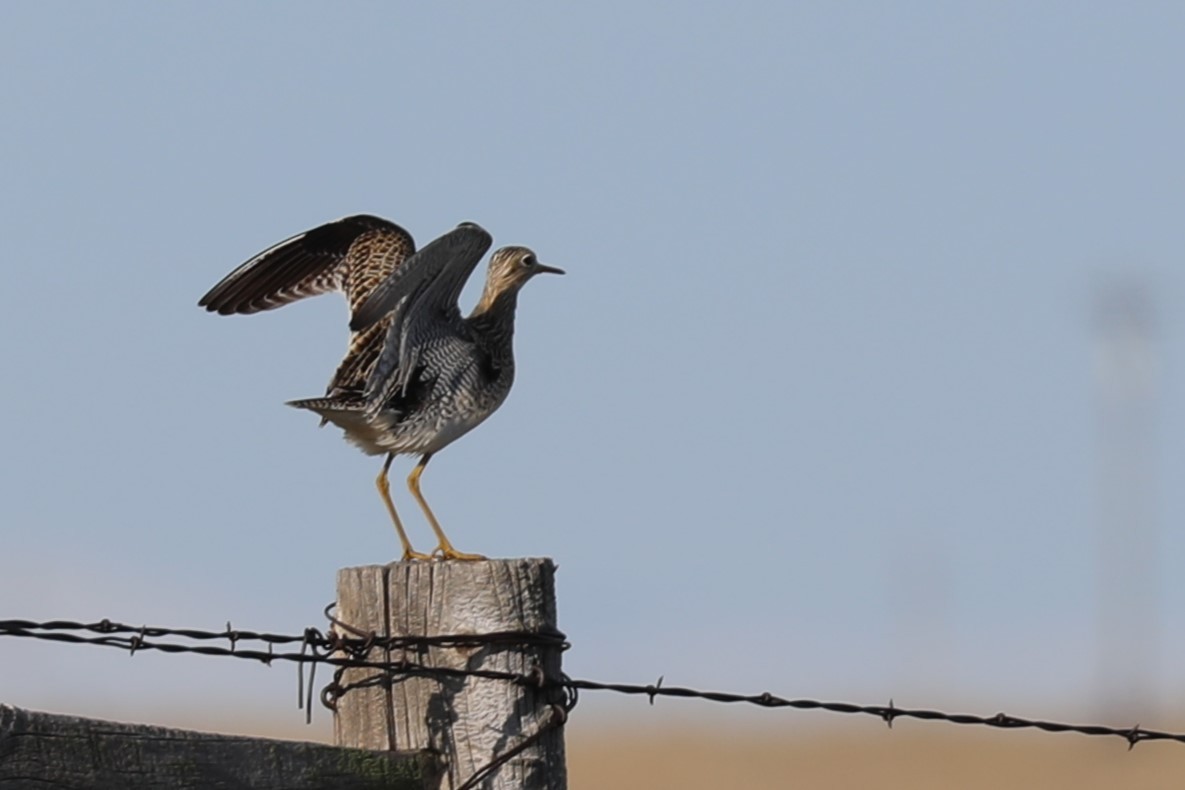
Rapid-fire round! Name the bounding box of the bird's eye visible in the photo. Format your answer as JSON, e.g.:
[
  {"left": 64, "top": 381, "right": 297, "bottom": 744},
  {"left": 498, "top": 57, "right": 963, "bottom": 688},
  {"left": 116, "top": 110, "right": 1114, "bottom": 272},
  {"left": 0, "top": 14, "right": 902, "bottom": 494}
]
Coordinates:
[{"left": 522, "top": 254, "right": 536, "bottom": 268}]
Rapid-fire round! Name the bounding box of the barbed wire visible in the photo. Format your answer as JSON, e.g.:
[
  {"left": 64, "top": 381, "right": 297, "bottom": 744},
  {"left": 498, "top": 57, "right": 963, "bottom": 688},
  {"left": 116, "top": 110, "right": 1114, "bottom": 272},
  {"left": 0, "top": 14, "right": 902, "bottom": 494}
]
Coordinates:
[{"left": 1, "top": 615, "right": 1181, "bottom": 751}]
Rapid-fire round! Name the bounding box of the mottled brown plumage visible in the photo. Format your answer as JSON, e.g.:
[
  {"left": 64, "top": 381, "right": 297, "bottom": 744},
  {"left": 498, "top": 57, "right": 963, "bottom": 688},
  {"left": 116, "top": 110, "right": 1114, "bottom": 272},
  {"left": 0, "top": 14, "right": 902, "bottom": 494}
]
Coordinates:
[{"left": 198, "top": 215, "right": 413, "bottom": 399}]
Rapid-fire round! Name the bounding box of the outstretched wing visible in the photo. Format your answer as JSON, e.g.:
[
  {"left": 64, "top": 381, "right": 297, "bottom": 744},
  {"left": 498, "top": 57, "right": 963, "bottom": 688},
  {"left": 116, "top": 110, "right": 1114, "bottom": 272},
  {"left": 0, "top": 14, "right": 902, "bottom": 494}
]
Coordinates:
[
  {"left": 198, "top": 214, "right": 415, "bottom": 317},
  {"left": 350, "top": 222, "right": 494, "bottom": 410},
  {"left": 199, "top": 214, "right": 416, "bottom": 396}
]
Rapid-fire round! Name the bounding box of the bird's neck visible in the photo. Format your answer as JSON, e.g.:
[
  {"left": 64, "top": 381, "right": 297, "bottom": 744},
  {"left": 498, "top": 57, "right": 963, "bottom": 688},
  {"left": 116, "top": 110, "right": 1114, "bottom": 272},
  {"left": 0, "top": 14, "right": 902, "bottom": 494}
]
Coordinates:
[{"left": 468, "top": 288, "right": 519, "bottom": 359}]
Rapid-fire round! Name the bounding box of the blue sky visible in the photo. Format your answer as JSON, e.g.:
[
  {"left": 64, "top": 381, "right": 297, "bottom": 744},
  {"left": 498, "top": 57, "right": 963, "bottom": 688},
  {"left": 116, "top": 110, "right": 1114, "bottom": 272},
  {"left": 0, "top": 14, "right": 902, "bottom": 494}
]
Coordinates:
[{"left": 2, "top": 3, "right": 1184, "bottom": 740}]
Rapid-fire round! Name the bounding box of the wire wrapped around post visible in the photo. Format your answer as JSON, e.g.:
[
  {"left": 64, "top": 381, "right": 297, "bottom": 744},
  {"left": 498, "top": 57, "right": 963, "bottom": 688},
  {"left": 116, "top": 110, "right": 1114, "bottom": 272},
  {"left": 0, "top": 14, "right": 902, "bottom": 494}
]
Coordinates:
[{"left": 333, "top": 558, "right": 569, "bottom": 789}]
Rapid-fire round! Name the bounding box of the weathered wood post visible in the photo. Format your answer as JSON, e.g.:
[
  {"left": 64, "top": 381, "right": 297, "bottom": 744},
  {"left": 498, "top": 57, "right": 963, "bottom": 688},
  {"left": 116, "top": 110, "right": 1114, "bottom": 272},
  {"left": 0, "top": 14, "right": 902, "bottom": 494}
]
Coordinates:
[{"left": 334, "top": 558, "right": 567, "bottom": 789}]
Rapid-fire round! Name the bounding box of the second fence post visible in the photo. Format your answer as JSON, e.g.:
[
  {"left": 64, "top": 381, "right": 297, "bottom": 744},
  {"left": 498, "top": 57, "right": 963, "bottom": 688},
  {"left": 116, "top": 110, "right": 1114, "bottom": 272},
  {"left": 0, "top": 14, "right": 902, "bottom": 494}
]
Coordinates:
[{"left": 334, "top": 558, "right": 567, "bottom": 789}]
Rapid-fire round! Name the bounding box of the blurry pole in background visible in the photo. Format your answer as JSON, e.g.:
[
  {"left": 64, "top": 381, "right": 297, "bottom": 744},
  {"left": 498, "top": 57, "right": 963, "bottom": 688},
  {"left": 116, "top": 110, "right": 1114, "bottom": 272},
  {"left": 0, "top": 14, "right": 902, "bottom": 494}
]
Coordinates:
[{"left": 1092, "top": 280, "right": 1161, "bottom": 721}]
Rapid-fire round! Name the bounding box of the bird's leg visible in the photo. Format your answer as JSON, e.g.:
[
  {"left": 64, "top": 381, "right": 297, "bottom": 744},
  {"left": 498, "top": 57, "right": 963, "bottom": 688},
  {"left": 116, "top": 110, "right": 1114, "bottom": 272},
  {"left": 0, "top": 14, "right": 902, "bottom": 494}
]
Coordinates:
[
  {"left": 377, "top": 454, "right": 431, "bottom": 561},
  {"left": 407, "top": 453, "right": 486, "bottom": 561}
]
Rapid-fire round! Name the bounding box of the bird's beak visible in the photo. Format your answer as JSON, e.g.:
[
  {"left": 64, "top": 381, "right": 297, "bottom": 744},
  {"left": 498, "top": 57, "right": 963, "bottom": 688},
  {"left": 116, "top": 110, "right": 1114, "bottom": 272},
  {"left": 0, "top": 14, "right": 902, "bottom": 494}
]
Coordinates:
[{"left": 535, "top": 263, "right": 565, "bottom": 275}]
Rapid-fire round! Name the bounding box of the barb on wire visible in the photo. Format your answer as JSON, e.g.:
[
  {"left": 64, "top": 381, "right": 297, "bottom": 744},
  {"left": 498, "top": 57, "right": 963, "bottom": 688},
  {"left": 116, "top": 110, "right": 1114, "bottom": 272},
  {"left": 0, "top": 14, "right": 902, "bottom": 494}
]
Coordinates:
[{"left": 0, "top": 616, "right": 1180, "bottom": 750}]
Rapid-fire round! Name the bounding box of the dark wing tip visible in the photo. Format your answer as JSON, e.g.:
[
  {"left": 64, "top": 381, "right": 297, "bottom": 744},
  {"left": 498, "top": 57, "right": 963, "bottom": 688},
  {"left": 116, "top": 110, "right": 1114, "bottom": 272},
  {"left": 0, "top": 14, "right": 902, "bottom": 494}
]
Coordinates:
[
  {"left": 197, "top": 214, "right": 414, "bottom": 318},
  {"left": 196, "top": 281, "right": 269, "bottom": 315},
  {"left": 452, "top": 222, "right": 494, "bottom": 252},
  {"left": 456, "top": 221, "right": 491, "bottom": 239},
  {"left": 197, "top": 286, "right": 234, "bottom": 313}
]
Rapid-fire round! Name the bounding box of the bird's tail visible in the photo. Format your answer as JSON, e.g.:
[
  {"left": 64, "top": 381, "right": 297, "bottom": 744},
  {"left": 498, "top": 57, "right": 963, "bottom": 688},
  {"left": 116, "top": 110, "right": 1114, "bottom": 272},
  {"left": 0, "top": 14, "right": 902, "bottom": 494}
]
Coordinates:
[
  {"left": 287, "top": 398, "right": 389, "bottom": 456},
  {"left": 288, "top": 396, "right": 361, "bottom": 423}
]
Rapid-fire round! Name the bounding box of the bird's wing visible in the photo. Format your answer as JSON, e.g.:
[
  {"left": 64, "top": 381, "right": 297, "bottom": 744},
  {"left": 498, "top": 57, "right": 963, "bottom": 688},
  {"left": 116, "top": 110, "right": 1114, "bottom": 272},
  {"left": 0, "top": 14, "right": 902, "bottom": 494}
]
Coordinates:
[
  {"left": 350, "top": 223, "right": 494, "bottom": 410},
  {"left": 197, "top": 215, "right": 415, "bottom": 317},
  {"left": 349, "top": 222, "right": 493, "bottom": 332}
]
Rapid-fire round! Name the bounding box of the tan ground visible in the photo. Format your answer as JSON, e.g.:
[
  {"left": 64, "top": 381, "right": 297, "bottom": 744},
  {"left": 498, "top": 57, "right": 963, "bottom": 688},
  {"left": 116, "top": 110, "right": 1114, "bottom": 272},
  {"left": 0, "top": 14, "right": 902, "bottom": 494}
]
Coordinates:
[{"left": 566, "top": 724, "right": 1185, "bottom": 789}]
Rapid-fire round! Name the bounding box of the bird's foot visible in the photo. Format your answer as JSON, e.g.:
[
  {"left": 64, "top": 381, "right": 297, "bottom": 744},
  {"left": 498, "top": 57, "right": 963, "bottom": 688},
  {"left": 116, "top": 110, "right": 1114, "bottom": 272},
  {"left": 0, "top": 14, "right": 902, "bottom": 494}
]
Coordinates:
[
  {"left": 400, "top": 548, "right": 435, "bottom": 562},
  {"left": 432, "top": 545, "right": 487, "bottom": 562}
]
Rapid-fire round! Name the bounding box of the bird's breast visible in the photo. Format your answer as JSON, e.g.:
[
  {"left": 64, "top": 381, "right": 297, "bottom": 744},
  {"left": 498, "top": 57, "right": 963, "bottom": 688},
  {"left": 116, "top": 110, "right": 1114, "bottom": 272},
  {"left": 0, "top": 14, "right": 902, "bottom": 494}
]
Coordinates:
[{"left": 426, "top": 354, "right": 508, "bottom": 442}]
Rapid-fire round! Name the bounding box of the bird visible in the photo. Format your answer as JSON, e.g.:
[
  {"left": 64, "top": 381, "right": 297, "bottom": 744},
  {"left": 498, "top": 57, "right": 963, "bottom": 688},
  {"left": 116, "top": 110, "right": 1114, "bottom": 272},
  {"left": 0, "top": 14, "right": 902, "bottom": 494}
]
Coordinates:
[{"left": 198, "top": 215, "right": 563, "bottom": 560}]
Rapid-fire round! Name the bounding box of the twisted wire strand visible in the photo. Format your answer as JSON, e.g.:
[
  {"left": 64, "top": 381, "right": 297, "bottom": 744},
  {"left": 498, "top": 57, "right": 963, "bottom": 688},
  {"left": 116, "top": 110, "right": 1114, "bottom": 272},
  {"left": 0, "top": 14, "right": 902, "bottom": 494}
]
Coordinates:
[{"left": 0, "top": 617, "right": 1178, "bottom": 749}]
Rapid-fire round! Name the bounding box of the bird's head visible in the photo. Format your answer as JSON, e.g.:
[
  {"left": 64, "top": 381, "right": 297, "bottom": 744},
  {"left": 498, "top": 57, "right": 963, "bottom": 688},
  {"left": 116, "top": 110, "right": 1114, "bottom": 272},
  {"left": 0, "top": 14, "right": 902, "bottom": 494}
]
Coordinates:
[{"left": 485, "top": 246, "right": 565, "bottom": 296}]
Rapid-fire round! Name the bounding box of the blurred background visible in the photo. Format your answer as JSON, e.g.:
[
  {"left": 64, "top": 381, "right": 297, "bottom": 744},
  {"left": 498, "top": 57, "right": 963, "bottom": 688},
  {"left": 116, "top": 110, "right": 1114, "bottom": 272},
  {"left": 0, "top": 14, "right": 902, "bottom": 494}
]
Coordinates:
[{"left": 1, "top": 3, "right": 1183, "bottom": 787}]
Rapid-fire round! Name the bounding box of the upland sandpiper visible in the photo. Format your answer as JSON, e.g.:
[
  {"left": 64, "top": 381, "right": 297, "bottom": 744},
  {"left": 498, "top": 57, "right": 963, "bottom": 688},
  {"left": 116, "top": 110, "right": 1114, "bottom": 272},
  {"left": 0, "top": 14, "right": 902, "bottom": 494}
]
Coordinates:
[{"left": 199, "top": 216, "right": 562, "bottom": 560}]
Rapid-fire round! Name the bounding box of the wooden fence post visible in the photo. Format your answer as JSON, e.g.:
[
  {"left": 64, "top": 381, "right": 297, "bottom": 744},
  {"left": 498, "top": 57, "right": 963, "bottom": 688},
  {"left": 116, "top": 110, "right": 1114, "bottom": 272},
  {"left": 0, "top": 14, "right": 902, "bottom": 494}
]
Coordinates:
[{"left": 334, "top": 558, "right": 567, "bottom": 789}]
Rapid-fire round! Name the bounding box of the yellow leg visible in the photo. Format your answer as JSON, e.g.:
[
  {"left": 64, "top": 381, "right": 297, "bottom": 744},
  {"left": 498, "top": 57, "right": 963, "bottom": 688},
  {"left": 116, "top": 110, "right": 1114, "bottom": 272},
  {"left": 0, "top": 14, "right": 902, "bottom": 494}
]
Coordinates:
[
  {"left": 377, "top": 454, "right": 431, "bottom": 562},
  {"left": 408, "top": 453, "right": 486, "bottom": 561}
]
